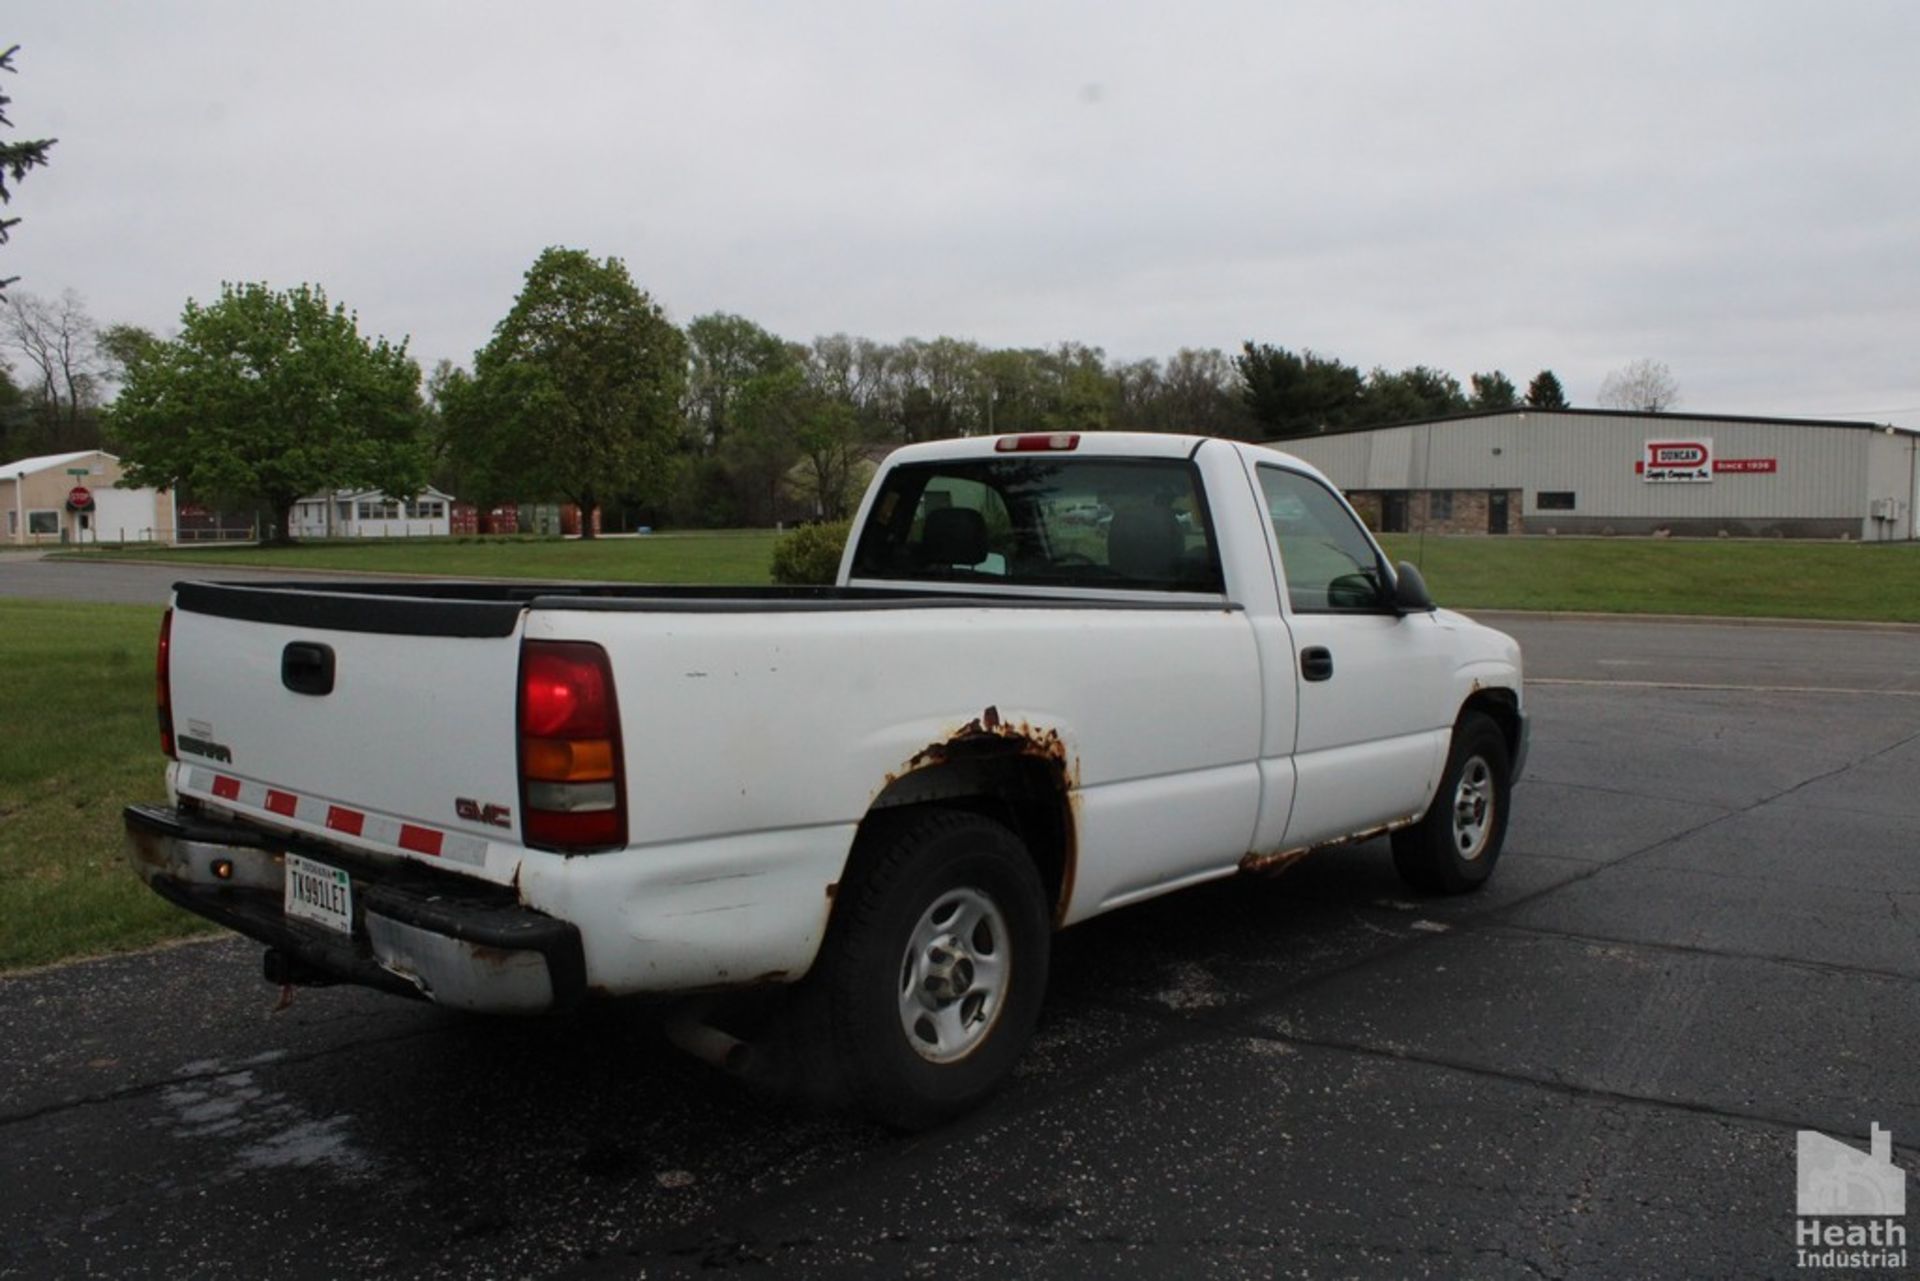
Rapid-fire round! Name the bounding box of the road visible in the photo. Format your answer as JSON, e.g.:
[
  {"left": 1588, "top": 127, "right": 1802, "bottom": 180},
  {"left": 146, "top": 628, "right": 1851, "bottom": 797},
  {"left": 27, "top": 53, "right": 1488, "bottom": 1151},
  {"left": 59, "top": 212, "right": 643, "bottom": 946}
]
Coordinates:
[{"left": 1, "top": 558, "right": 1916, "bottom": 1278}]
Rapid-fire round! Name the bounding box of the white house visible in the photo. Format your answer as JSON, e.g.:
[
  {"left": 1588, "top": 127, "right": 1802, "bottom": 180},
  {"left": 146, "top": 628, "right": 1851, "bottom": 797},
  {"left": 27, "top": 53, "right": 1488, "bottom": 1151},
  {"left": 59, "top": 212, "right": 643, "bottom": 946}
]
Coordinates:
[
  {"left": 291, "top": 487, "right": 456, "bottom": 539},
  {"left": 1, "top": 449, "right": 177, "bottom": 546}
]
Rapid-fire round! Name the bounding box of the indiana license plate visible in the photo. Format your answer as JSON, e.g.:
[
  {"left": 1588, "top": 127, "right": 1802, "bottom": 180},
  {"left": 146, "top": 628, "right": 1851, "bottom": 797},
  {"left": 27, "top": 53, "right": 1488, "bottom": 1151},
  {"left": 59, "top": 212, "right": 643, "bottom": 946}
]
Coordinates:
[{"left": 284, "top": 853, "right": 353, "bottom": 935}]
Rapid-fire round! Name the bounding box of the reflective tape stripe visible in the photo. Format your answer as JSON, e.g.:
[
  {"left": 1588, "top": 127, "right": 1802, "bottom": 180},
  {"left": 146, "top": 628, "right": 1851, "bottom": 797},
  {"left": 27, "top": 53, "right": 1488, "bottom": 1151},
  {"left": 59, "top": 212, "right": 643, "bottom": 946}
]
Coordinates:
[
  {"left": 397, "top": 824, "right": 443, "bottom": 857},
  {"left": 188, "top": 773, "right": 489, "bottom": 870}
]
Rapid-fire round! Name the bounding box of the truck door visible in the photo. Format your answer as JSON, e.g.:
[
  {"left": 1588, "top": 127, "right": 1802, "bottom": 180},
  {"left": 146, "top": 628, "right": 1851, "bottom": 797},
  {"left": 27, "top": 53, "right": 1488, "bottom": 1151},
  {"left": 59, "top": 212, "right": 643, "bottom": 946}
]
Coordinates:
[{"left": 1254, "top": 465, "right": 1455, "bottom": 850}]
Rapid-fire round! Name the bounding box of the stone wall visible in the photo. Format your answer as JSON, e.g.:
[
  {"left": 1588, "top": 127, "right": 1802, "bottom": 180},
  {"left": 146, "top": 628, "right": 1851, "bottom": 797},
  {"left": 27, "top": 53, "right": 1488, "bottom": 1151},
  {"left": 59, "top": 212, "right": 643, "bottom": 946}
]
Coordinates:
[{"left": 1347, "top": 489, "right": 1524, "bottom": 536}]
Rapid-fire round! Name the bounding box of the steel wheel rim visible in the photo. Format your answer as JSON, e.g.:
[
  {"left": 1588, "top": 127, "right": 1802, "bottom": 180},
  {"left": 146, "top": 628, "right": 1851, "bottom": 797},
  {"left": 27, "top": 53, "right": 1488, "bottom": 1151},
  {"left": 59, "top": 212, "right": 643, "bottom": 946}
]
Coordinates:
[
  {"left": 1452, "top": 755, "right": 1494, "bottom": 861},
  {"left": 897, "top": 886, "right": 1010, "bottom": 1064}
]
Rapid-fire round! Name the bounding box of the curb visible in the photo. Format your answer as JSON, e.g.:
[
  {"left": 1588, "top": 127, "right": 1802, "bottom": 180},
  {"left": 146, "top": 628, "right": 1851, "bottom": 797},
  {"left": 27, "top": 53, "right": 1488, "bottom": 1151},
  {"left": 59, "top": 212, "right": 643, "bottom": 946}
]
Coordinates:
[{"left": 1460, "top": 609, "right": 1920, "bottom": 634}]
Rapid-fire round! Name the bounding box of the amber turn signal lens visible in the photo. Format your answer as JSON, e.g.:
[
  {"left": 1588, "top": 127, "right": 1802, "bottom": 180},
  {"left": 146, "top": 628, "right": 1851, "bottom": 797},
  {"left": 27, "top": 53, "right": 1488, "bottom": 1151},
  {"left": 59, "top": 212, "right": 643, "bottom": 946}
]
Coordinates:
[{"left": 522, "top": 737, "right": 615, "bottom": 782}]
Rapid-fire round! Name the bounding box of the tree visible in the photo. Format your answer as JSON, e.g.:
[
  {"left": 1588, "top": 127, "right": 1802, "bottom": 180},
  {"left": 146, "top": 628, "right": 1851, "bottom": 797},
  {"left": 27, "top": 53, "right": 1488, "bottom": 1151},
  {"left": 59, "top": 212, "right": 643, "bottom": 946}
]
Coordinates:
[
  {"left": 467, "top": 248, "right": 687, "bottom": 538},
  {"left": 1235, "top": 342, "right": 1365, "bottom": 437},
  {"left": 1162, "top": 347, "right": 1257, "bottom": 439},
  {"left": 1468, "top": 370, "right": 1518, "bottom": 411},
  {"left": 96, "top": 322, "right": 160, "bottom": 386},
  {"left": 0, "top": 45, "right": 55, "bottom": 295},
  {"left": 1598, "top": 358, "right": 1679, "bottom": 413},
  {"left": 0, "top": 360, "right": 26, "bottom": 458},
  {"left": 789, "top": 393, "right": 865, "bottom": 520},
  {"left": 1525, "top": 369, "right": 1568, "bottom": 409},
  {"left": 1360, "top": 365, "right": 1467, "bottom": 425},
  {"left": 725, "top": 362, "right": 810, "bottom": 525},
  {"left": 3, "top": 289, "right": 103, "bottom": 449},
  {"left": 109, "top": 282, "right": 426, "bottom": 543},
  {"left": 685, "top": 313, "right": 793, "bottom": 454}
]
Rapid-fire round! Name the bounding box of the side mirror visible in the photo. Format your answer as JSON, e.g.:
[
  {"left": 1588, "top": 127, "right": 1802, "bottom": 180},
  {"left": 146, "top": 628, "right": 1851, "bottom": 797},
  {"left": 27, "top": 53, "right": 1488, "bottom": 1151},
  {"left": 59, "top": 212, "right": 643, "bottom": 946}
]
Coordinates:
[{"left": 1392, "top": 560, "right": 1437, "bottom": 614}]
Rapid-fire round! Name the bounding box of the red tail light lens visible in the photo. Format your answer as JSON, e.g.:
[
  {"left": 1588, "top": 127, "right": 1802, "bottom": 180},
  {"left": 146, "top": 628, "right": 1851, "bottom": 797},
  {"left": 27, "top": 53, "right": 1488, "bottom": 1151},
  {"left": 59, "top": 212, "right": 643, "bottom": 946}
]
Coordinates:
[
  {"left": 157, "top": 608, "right": 176, "bottom": 758},
  {"left": 518, "top": 641, "right": 625, "bottom": 851}
]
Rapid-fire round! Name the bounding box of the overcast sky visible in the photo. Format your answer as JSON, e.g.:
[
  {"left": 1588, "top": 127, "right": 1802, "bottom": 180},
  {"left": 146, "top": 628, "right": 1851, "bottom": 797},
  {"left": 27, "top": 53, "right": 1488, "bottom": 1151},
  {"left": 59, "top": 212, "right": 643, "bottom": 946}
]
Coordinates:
[{"left": 7, "top": 2, "right": 1918, "bottom": 426}]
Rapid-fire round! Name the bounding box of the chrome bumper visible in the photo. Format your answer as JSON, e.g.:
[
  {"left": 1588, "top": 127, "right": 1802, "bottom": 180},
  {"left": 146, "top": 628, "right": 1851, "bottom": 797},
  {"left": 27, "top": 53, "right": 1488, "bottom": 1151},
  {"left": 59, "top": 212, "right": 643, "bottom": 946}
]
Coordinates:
[{"left": 123, "top": 804, "right": 585, "bottom": 1014}]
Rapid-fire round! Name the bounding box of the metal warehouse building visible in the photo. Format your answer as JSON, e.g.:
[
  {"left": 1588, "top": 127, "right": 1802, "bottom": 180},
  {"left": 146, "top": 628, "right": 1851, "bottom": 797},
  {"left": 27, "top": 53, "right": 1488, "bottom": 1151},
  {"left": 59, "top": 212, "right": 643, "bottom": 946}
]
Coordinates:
[{"left": 1276, "top": 408, "right": 1919, "bottom": 541}]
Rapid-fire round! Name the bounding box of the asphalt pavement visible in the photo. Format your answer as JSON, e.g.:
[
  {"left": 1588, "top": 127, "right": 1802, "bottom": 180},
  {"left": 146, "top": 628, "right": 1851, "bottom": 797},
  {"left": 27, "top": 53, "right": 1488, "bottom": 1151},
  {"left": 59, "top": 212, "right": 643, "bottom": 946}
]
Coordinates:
[{"left": 1, "top": 557, "right": 1916, "bottom": 1278}]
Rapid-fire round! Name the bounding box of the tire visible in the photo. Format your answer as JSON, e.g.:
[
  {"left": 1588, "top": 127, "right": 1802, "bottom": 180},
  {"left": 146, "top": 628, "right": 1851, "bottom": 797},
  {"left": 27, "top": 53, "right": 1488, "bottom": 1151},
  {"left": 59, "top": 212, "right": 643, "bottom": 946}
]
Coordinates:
[
  {"left": 1391, "top": 711, "right": 1511, "bottom": 895},
  {"left": 821, "top": 809, "right": 1050, "bottom": 1130}
]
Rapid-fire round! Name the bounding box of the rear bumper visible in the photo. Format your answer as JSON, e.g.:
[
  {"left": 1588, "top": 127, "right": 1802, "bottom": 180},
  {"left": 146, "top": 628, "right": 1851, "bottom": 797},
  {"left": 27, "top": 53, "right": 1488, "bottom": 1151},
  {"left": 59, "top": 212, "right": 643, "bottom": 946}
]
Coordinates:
[{"left": 123, "top": 804, "right": 586, "bottom": 1014}]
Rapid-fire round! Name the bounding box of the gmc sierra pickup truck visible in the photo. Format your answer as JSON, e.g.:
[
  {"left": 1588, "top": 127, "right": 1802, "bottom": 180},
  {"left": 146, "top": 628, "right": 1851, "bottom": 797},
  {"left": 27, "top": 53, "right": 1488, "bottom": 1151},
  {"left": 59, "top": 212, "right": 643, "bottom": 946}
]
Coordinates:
[{"left": 126, "top": 431, "right": 1526, "bottom": 1126}]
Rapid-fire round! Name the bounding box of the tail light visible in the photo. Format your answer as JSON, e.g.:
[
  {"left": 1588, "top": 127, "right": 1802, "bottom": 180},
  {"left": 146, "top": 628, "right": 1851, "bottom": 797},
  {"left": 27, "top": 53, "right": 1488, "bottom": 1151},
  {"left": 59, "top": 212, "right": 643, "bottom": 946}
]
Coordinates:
[
  {"left": 995, "top": 433, "right": 1080, "bottom": 452},
  {"left": 518, "top": 641, "right": 626, "bottom": 851},
  {"left": 157, "top": 608, "right": 176, "bottom": 758}
]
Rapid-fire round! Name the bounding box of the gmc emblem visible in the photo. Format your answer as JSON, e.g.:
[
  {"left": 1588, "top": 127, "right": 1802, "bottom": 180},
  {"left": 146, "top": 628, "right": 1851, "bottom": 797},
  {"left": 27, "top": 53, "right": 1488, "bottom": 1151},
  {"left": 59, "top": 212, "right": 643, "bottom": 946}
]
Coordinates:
[{"left": 456, "top": 798, "right": 513, "bottom": 829}]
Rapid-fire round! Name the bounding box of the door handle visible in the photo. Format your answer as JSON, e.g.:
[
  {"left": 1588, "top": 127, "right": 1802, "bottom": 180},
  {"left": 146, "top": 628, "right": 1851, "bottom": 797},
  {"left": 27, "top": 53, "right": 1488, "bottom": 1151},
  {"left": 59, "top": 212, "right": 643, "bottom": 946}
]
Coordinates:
[
  {"left": 282, "top": 642, "right": 336, "bottom": 696},
  {"left": 1300, "top": 646, "right": 1334, "bottom": 682}
]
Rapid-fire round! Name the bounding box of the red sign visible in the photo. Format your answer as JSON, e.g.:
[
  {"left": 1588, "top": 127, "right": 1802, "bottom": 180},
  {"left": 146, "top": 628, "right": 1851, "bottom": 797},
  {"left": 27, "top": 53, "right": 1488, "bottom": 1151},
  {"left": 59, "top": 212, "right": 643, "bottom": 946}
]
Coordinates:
[
  {"left": 1648, "top": 442, "right": 1709, "bottom": 468},
  {"left": 1713, "top": 458, "right": 1777, "bottom": 473},
  {"left": 66, "top": 486, "right": 93, "bottom": 510},
  {"left": 1638, "top": 438, "right": 1714, "bottom": 482}
]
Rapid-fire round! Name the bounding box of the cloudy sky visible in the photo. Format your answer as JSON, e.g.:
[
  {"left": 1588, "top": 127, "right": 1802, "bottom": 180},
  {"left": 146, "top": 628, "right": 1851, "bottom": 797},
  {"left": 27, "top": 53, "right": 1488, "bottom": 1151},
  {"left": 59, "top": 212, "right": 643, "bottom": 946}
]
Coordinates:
[{"left": 6, "top": 2, "right": 1918, "bottom": 425}]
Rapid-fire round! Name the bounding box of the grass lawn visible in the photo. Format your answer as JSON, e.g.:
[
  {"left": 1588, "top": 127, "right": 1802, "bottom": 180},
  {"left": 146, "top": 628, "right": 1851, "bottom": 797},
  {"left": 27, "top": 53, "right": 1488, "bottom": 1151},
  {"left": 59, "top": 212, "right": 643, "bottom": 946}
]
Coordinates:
[
  {"left": 0, "top": 600, "right": 219, "bottom": 970},
  {"left": 63, "top": 529, "right": 786, "bottom": 584},
  {"left": 1375, "top": 535, "right": 1920, "bottom": 622},
  {"left": 64, "top": 529, "right": 1920, "bottom": 622}
]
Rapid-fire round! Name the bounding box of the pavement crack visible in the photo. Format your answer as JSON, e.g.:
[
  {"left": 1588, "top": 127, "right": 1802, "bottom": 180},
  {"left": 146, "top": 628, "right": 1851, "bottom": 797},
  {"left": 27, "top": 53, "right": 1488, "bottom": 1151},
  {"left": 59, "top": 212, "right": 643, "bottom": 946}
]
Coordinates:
[
  {"left": 0, "top": 1025, "right": 445, "bottom": 1130},
  {"left": 1482, "top": 921, "right": 1920, "bottom": 985},
  {"left": 1229, "top": 1021, "right": 1920, "bottom": 1162}
]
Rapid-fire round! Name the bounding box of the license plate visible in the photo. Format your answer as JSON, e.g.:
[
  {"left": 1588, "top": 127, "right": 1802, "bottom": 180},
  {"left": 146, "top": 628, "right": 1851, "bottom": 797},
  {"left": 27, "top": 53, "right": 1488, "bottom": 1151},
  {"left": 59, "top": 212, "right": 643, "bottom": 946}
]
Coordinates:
[{"left": 284, "top": 853, "right": 353, "bottom": 935}]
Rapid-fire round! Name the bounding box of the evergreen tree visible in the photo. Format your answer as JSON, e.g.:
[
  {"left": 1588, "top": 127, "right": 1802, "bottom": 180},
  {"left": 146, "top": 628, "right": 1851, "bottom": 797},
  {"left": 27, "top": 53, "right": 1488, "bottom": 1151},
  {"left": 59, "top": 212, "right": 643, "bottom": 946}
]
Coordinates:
[
  {"left": 1525, "top": 369, "right": 1569, "bottom": 409},
  {"left": 0, "top": 45, "right": 57, "bottom": 296}
]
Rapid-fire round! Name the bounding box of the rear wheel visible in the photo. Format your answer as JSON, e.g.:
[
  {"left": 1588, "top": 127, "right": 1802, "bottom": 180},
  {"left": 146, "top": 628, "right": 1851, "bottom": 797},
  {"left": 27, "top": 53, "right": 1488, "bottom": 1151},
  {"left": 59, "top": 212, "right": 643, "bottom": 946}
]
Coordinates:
[
  {"left": 822, "top": 809, "right": 1049, "bottom": 1130},
  {"left": 1392, "top": 712, "right": 1511, "bottom": 894}
]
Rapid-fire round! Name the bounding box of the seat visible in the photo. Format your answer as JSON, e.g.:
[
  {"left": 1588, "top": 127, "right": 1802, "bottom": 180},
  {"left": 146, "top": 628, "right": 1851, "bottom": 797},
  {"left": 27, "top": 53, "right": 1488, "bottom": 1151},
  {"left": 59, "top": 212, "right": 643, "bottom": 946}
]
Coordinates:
[
  {"left": 1106, "top": 507, "right": 1185, "bottom": 582},
  {"left": 919, "top": 507, "right": 988, "bottom": 567}
]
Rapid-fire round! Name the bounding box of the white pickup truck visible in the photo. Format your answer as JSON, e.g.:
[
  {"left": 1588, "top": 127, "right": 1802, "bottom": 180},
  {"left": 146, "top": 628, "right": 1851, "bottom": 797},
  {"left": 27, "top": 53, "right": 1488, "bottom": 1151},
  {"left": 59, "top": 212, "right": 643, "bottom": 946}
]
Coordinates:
[{"left": 126, "top": 431, "right": 1525, "bottom": 1126}]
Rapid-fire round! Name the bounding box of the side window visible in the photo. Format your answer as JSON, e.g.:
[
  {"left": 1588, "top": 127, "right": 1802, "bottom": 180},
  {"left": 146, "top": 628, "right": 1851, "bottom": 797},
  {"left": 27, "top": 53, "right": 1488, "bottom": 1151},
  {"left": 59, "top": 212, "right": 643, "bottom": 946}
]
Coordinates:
[{"left": 1258, "top": 466, "right": 1389, "bottom": 613}]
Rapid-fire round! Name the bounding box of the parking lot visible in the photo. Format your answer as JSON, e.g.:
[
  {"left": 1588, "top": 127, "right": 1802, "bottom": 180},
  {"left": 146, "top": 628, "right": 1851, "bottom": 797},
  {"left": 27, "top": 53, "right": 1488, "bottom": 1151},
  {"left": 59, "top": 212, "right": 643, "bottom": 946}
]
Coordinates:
[{"left": 1, "top": 591, "right": 1915, "bottom": 1278}]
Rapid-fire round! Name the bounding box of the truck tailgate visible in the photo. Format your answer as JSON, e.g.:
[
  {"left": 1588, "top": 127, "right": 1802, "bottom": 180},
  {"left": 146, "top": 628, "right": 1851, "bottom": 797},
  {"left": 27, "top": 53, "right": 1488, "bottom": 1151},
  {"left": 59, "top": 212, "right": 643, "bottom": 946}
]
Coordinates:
[{"left": 166, "top": 582, "right": 529, "bottom": 885}]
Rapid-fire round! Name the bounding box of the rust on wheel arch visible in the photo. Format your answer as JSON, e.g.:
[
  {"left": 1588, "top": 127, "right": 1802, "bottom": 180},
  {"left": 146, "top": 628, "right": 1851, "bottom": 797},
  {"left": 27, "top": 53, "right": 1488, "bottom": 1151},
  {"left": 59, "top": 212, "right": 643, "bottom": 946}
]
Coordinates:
[{"left": 880, "top": 705, "right": 1080, "bottom": 927}]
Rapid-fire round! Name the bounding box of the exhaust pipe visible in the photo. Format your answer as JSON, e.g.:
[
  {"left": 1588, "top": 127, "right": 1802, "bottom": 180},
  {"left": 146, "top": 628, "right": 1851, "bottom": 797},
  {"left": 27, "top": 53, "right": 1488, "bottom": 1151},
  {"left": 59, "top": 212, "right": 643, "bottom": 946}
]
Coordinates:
[{"left": 664, "top": 1011, "right": 752, "bottom": 1075}]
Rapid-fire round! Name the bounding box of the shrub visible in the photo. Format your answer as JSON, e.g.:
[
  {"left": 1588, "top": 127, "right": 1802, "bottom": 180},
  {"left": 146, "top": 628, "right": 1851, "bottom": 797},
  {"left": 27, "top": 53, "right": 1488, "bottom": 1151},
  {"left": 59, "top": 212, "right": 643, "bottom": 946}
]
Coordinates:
[{"left": 771, "top": 520, "right": 851, "bottom": 585}]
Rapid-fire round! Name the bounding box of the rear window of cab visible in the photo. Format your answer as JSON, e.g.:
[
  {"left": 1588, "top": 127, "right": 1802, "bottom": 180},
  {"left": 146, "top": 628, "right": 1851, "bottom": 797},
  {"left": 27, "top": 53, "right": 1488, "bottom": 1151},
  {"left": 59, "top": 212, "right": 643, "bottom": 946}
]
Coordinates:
[{"left": 851, "top": 457, "right": 1224, "bottom": 593}]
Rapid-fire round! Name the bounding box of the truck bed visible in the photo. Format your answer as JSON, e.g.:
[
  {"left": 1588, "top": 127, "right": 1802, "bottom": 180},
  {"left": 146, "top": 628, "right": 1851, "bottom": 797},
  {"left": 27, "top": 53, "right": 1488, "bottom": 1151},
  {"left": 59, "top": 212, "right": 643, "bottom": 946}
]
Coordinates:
[{"left": 173, "top": 579, "right": 1234, "bottom": 637}]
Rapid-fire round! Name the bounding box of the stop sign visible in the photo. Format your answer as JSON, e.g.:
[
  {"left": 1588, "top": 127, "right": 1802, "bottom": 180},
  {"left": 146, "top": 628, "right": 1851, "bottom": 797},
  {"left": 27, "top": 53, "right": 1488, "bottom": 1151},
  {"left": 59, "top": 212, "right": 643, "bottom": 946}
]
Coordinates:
[{"left": 67, "top": 486, "right": 93, "bottom": 510}]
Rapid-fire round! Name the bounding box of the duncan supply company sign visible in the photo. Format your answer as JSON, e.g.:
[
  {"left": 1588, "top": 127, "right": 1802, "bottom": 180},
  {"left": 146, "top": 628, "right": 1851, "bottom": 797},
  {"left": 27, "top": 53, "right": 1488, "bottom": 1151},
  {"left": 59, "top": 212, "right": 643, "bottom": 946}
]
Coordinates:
[{"left": 1636, "top": 438, "right": 1778, "bottom": 481}]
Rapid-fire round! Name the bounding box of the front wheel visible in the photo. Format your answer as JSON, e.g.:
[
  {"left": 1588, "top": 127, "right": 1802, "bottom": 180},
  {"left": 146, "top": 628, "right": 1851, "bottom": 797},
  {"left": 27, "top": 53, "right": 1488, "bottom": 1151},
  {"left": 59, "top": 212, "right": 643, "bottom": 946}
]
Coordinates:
[
  {"left": 1392, "top": 712, "right": 1512, "bottom": 894},
  {"left": 822, "top": 809, "right": 1050, "bottom": 1130}
]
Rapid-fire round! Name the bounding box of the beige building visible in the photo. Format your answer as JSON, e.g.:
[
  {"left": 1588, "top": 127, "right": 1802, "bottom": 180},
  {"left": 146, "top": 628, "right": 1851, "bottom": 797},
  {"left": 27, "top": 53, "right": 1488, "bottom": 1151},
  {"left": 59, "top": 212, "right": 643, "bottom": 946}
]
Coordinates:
[
  {"left": 1280, "top": 408, "right": 1919, "bottom": 541},
  {"left": 1, "top": 450, "right": 177, "bottom": 546}
]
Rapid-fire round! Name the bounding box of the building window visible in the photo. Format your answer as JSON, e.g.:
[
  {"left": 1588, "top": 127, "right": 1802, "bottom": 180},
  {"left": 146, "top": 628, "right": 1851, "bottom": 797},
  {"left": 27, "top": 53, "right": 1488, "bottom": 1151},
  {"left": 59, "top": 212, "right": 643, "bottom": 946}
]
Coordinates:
[
  {"left": 27, "top": 510, "right": 59, "bottom": 535},
  {"left": 405, "top": 499, "right": 444, "bottom": 520},
  {"left": 1536, "top": 492, "right": 1576, "bottom": 511},
  {"left": 6, "top": 510, "right": 15, "bottom": 535},
  {"left": 1428, "top": 491, "right": 1453, "bottom": 521},
  {"left": 357, "top": 499, "right": 400, "bottom": 521}
]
